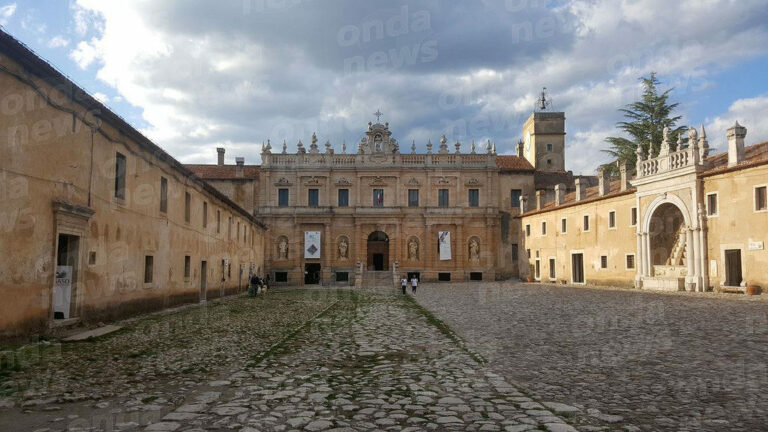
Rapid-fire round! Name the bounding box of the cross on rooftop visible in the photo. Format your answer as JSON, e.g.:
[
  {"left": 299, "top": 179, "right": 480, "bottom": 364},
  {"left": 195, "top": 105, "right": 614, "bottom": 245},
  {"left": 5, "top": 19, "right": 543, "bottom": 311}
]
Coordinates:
[{"left": 373, "top": 109, "right": 383, "bottom": 122}]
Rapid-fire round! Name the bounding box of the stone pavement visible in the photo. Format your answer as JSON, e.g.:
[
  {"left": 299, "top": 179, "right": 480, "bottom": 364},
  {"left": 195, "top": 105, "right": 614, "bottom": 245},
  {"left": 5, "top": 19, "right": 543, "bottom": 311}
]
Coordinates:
[{"left": 414, "top": 281, "right": 768, "bottom": 432}]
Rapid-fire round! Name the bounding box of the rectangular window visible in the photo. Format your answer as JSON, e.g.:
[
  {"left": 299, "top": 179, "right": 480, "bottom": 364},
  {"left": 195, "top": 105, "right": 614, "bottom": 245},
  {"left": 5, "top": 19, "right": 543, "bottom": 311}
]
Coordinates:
[
  {"left": 275, "top": 272, "right": 288, "bottom": 282},
  {"left": 308, "top": 189, "right": 319, "bottom": 207},
  {"left": 184, "top": 192, "right": 191, "bottom": 223},
  {"left": 600, "top": 255, "right": 608, "bottom": 269},
  {"left": 541, "top": 221, "right": 547, "bottom": 236},
  {"left": 278, "top": 188, "right": 289, "bottom": 207},
  {"left": 237, "top": 222, "right": 240, "bottom": 242},
  {"left": 510, "top": 189, "right": 522, "bottom": 208},
  {"left": 438, "top": 189, "right": 449, "bottom": 207},
  {"left": 114, "top": 152, "right": 126, "bottom": 199},
  {"left": 526, "top": 249, "right": 531, "bottom": 259},
  {"left": 408, "top": 189, "right": 419, "bottom": 206},
  {"left": 609, "top": 211, "right": 616, "bottom": 228},
  {"left": 535, "top": 259, "right": 540, "bottom": 279},
  {"left": 546, "top": 144, "right": 553, "bottom": 151},
  {"left": 438, "top": 272, "right": 451, "bottom": 281},
  {"left": 203, "top": 202, "right": 208, "bottom": 228},
  {"left": 626, "top": 254, "right": 635, "bottom": 270},
  {"left": 707, "top": 193, "right": 718, "bottom": 216},
  {"left": 228, "top": 216, "right": 232, "bottom": 238},
  {"left": 583, "top": 215, "right": 590, "bottom": 231},
  {"left": 469, "top": 272, "right": 482, "bottom": 281},
  {"left": 468, "top": 189, "right": 479, "bottom": 207},
  {"left": 216, "top": 210, "right": 221, "bottom": 233},
  {"left": 144, "top": 255, "right": 153, "bottom": 283},
  {"left": 525, "top": 224, "right": 531, "bottom": 237},
  {"left": 631, "top": 207, "right": 638, "bottom": 226},
  {"left": 373, "top": 189, "right": 384, "bottom": 207},
  {"left": 184, "top": 255, "right": 191, "bottom": 278},
  {"left": 561, "top": 218, "right": 567, "bottom": 233},
  {"left": 511, "top": 244, "right": 518, "bottom": 261},
  {"left": 160, "top": 177, "right": 168, "bottom": 213},
  {"left": 338, "top": 188, "right": 349, "bottom": 207},
  {"left": 549, "top": 258, "right": 556, "bottom": 280},
  {"left": 336, "top": 272, "right": 349, "bottom": 282},
  {"left": 755, "top": 186, "right": 767, "bottom": 211}
]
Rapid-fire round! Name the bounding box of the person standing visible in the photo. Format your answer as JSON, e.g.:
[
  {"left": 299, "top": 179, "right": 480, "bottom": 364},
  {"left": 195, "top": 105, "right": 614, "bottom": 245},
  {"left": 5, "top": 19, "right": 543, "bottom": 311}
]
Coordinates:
[
  {"left": 410, "top": 276, "right": 418, "bottom": 293},
  {"left": 401, "top": 276, "right": 408, "bottom": 295}
]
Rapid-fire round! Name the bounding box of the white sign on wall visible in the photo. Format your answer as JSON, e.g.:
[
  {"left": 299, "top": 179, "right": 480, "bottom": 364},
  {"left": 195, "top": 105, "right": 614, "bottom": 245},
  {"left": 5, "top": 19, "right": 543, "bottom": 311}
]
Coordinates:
[
  {"left": 304, "top": 231, "right": 321, "bottom": 259},
  {"left": 439, "top": 231, "right": 451, "bottom": 260},
  {"left": 53, "top": 265, "right": 72, "bottom": 319},
  {"left": 748, "top": 240, "right": 764, "bottom": 251}
]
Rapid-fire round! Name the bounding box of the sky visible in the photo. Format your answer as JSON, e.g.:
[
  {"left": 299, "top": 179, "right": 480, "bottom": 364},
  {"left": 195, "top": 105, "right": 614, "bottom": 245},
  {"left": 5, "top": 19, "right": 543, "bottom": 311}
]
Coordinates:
[{"left": 2, "top": 0, "right": 768, "bottom": 174}]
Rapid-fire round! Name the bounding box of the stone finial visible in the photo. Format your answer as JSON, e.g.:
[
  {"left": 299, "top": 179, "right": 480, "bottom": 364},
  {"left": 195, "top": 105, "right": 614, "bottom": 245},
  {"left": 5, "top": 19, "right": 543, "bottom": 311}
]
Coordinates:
[
  {"left": 411, "top": 140, "right": 416, "bottom": 154},
  {"left": 282, "top": 140, "right": 287, "bottom": 154},
  {"left": 439, "top": 135, "right": 448, "bottom": 154},
  {"left": 535, "top": 190, "right": 543, "bottom": 210},
  {"left": 659, "top": 126, "right": 671, "bottom": 156},
  {"left": 575, "top": 178, "right": 586, "bottom": 201},
  {"left": 727, "top": 121, "right": 747, "bottom": 167},
  {"left": 619, "top": 161, "right": 631, "bottom": 191},
  {"left": 597, "top": 168, "right": 609, "bottom": 196},
  {"left": 426, "top": 139, "right": 433, "bottom": 154},
  {"left": 470, "top": 140, "right": 476, "bottom": 154},
  {"left": 325, "top": 140, "right": 332, "bottom": 154},
  {"left": 217, "top": 147, "right": 225, "bottom": 165},
  {"left": 455, "top": 140, "right": 461, "bottom": 154},
  {"left": 486, "top": 139, "right": 492, "bottom": 154},
  {"left": 554, "top": 183, "right": 566, "bottom": 205},
  {"left": 264, "top": 139, "right": 272, "bottom": 154},
  {"left": 699, "top": 125, "right": 709, "bottom": 158},
  {"left": 309, "top": 133, "right": 319, "bottom": 153},
  {"left": 676, "top": 132, "right": 684, "bottom": 150},
  {"left": 492, "top": 141, "right": 497, "bottom": 155},
  {"left": 342, "top": 140, "right": 347, "bottom": 154},
  {"left": 297, "top": 139, "right": 305, "bottom": 154}
]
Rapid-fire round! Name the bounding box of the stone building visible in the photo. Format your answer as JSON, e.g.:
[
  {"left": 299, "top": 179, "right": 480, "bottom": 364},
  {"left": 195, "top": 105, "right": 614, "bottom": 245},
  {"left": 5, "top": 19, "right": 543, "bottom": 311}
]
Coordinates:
[
  {"left": 519, "top": 125, "right": 768, "bottom": 292},
  {"left": 0, "top": 31, "right": 266, "bottom": 338}
]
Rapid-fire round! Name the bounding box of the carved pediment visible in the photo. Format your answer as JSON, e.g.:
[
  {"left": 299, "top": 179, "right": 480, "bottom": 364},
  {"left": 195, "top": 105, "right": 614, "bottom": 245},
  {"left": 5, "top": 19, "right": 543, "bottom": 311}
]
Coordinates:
[
  {"left": 335, "top": 177, "right": 353, "bottom": 187},
  {"left": 274, "top": 177, "right": 293, "bottom": 186},
  {"left": 367, "top": 176, "right": 396, "bottom": 186},
  {"left": 433, "top": 175, "right": 455, "bottom": 186},
  {"left": 406, "top": 177, "right": 421, "bottom": 186},
  {"left": 465, "top": 178, "right": 483, "bottom": 187},
  {"left": 302, "top": 176, "right": 325, "bottom": 186}
]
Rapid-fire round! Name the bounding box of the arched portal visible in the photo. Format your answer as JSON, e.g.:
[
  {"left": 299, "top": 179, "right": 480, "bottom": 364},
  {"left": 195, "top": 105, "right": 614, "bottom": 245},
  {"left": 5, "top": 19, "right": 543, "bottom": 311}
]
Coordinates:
[
  {"left": 648, "top": 203, "right": 686, "bottom": 267},
  {"left": 367, "top": 231, "right": 389, "bottom": 271}
]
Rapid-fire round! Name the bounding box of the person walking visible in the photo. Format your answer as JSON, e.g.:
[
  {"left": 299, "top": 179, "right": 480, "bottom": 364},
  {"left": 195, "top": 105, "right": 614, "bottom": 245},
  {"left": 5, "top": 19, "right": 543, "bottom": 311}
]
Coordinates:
[
  {"left": 401, "top": 276, "right": 408, "bottom": 295},
  {"left": 410, "top": 275, "right": 418, "bottom": 293}
]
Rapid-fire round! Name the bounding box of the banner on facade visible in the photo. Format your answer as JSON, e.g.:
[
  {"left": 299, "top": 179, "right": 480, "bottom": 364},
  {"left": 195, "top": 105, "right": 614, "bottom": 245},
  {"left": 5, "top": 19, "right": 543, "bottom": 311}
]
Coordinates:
[
  {"left": 53, "top": 265, "right": 72, "bottom": 319},
  {"left": 439, "top": 231, "right": 451, "bottom": 260},
  {"left": 304, "top": 231, "right": 321, "bottom": 259}
]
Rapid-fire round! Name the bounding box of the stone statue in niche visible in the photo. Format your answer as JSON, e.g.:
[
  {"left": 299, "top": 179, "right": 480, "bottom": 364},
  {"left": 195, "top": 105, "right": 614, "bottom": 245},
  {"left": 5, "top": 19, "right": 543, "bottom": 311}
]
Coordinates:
[
  {"left": 338, "top": 237, "right": 349, "bottom": 259},
  {"left": 277, "top": 237, "right": 288, "bottom": 260},
  {"left": 407, "top": 238, "right": 419, "bottom": 260},
  {"left": 469, "top": 238, "right": 480, "bottom": 262}
]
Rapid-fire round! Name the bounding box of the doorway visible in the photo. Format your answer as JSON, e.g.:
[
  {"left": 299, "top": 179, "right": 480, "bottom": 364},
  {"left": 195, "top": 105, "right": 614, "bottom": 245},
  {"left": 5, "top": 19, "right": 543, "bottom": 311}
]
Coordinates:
[
  {"left": 200, "top": 261, "right": 207, "bottom": 301},
  {"left": 366, "top": 231, "right": 389, "bottom": 270},
  {"left": 305, "top": 263, "right": 321, "bottom": 284},
  {"left": 53, "top": 234, "right": 80, "bottom": 320},
  {"left": 724, "top": 249, "right": 742, "bottom": 286},
  {"left": 571, "top": 253, "right": 585, "bottom": 284}
]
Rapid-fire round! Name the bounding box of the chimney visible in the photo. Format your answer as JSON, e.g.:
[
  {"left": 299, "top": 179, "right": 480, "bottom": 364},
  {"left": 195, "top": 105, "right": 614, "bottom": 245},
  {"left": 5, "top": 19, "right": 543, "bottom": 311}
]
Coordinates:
[
  {"left": 554, "top": 183, "right": 566, "bottom": 205},
  {"left": 516, "top": 139, "right": 524, "bottom": 157},
  {"left": 235, "top": 157, "right": 244, "bottom": 177},
  {"left": 535, "top": 190, "right": 543, "bottom": 210},
  {"left": 597, "top": 168, "right": 609, "bottom": 196},
  {"left": 727, "top": 121, "right": 747, "bottom": 167},
  {"left": 575, "top": 178, "right": 586, "bottom": 201},
  {"left": 217, "top": 147, "right": 225, "bottom": 165},
  {"left": 519, "top": 195, "right": 528, "bottom": 213},
  {"left": 619, "top": 162, "right": 631, "bottom": 191}
]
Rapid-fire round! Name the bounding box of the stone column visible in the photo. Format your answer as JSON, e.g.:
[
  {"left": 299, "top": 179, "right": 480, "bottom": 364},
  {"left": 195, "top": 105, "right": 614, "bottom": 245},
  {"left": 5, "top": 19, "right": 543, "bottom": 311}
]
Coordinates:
[
  {"left": 693, "top": 226, "right": 702, "bottom": 291},
  {"left": 322, "top": 222, "right": 331, "bottom": 285},
  {"left": 685, "top": 228, "right": 695, "bottom": 291},
  {"left": 456, "top": 222, "right": 464, "bottom": 279},
  {"left": 635, "top": 232, "right": 643, "bottom": 286},
  {"left": 642, "top": 232, "right": 651, "bottom": 276},
  {"left": 699, "top": 225, "right": 708, "bottom": 291}
]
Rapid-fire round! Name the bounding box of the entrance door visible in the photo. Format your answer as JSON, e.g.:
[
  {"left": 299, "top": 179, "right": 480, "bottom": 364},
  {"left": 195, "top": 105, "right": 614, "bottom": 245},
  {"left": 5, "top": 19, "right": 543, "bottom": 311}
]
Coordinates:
[
  {"left": 725, "top": 249, "right": 742, "bottom": 286},
  {"left": 571, "top": 253, "right": 585, "bottom": 284},
  {"left": 200, "top": 261, "right": 207, "bottom": 302},
  {"left": 305, "top": 263, "right": 321, "bottom": 284},
  {"left": 53, "top": 234, "right": 80, "bottom": 319},
  {"left": 372, "top": 253, "right": 384, "bottom": 270}
]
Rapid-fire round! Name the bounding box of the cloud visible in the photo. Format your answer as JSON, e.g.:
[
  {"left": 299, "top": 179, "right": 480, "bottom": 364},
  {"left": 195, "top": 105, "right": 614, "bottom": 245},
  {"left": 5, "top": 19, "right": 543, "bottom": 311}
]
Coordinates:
[
  {"left": 92, "top": 92, "right": 109, "bottom": 103},
  {"left": 0, "top": 3, "right": 16, "bottom": 25},
  {"left": 705, "top": 95, "right": 768, "bottom": 152},
  {"left": 67, "top": 0, "right": 768, "bottom": 171},
  {"left": 47, "top": 35, "right": 70, "bottom": 48}
]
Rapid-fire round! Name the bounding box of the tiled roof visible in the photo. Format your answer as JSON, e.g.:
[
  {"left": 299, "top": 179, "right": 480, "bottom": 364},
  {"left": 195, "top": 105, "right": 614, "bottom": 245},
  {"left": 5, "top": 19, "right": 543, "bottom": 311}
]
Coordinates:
[
  {"left": 701, "top": 141, "right": 768, "bottom": 176},
  {"left": 522, "top": 180, "right": 634, "bottom": 217},
  {"left": 534, "top": 171, "right": 598, "bottom": 190},
  {"left": 496, "top": 155, "right": 535, "bottom": 172},
  {"left": 186, "top": 164, "right": 260, "bottom": 180}
]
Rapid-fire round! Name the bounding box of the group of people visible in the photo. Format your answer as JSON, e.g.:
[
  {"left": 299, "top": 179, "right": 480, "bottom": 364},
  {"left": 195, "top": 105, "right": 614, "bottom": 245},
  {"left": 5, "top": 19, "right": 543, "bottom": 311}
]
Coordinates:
[
  {"left": 400, "top": 276, "right": 419, "bottom": 295},
  {"left": 249, "top": 274, "right": 269, "bottom": 295}
]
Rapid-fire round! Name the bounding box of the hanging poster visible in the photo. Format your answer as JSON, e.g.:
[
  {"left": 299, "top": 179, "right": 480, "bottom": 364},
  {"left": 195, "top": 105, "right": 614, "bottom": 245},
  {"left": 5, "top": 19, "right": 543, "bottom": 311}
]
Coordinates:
[
  {"left": 304, "top": 231, "right": 321, "bottom": 259},
  {"left": 439, "top": 231, "right": 451, "bottom": 260},
  {"left": 53, "top": 265, "right": 72, "bottom": 319}
]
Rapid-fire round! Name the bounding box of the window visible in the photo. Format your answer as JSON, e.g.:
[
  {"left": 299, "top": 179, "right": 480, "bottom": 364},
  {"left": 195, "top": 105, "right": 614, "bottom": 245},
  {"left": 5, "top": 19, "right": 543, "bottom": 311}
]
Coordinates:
[
  {"left": 469, "top": 272, "right": 482, "bottom": 281},
  {"left": 184, "top": 255, "right": 191, "bottom": 278},
  {"left": 408, "top": 189, "right": 419, "bottom": 207},
  {"left": 526, "top": 249, "right": 531, "bottom": 259},
  {"left": 338, "top": 189, "right": 349, "bottom": 207},
  {"left": 626, "top": 254, "right": 635, "bottom": 270},
  {"left": 547, "top": 159, "right": 552, "bottom": 167},
  {"left": 561, "top": 218, "right": 567, "bottom": 234},
  {"left": 216, "top": 210, "right": 221, "bottom": 233},
  {"left": 583, "top": 215, "right": 590, "bottom": 231},
  {"left": 707, "top": 193, "right": 718, "bottom": 216},
  {"left": 88, "top": 251, "right": 96, "bottom": 265},
  {"left": 237, "top": 222, "right": 240, "bottom": 242},
  {"left": 541, "top": 221, "right": 547, "bottom": 236},
  {"left": 510, "top": 189, "right": 522, "bottom": 208},
  {"left": 278, "top": 188, "right": 289, "bottom": 207},
  {"left": 631, "top": 207, "right": 637, "bottom": 226},
  {"left": 308, "top": 189, "right": 319, "bottom": 207},
  {"left": 336, "top": 272, "right": 349, "bottom": 282},
  {"left": 468, "top": 189, "right": 479, "bottom": 207},
  {"left": 114, "top": 152, "right": 126, "bottom": 199},
  {"left": 144, "top": 256, "right": 153, "bottom": 284},
  {"left": 184, "top": 192, "right": 191, "bottom": 223},
  {"left": 373, "top": 189, "right": 384, "bottom": 207},
  {"left": 549, "top": 258, "right": 556, "bottom": 280},
  {"left": 755, "top": 186, "right": 767, "bottom": 211},
  {"left": 609, "top": 211, "right": 616, "bottom": 228},
  {"left": 438, "top": 272, "right": 451, "bottom": 281},
  {"left": 535, "top": 259, "right": 540, "bottom": 280},
  {"left": 600, "top": 255, "right": 608, "bottom": 269},
  {"left": 228, "top": 216, "right": 232, "bottom": 238},
  {"left": 160, "top": 177, "right": 168, "bottom": 213},
  {"left": 511, "top": 244, "right": 518, "bottom": 261},
  {"left": 438, "top": 189, "right": 449, "bottom": 207},
  {"left": 275, "top": 272, "right": 288, "bottom": 282},
  {"left": 525, "top": 224, "right": 531, "bottom": 237},
  {"left": 546, "top": 144, "right": 553, "bottom": 151},
  {"left": 203, "top": 202, "right": 208, "bottom": 228}
]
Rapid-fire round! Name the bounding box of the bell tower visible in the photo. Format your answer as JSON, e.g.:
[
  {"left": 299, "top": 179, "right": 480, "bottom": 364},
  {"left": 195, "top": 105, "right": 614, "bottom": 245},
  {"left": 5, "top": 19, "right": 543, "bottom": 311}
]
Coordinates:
[{"left": 521, "top": 88, "right": 565, "bottom": 172}]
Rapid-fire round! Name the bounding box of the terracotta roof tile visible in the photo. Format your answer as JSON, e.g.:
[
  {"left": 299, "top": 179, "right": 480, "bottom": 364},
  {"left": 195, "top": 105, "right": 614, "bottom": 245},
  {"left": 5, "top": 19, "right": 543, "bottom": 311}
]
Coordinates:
[
  {"left": 702, "top": 141, "right": 768, "bottom": 176},
  {"left": 186, "top": 164, "right": 260, "bottom": 180},
  {"left": 496, "top": 155, "right": 534, "bottom": 171}
]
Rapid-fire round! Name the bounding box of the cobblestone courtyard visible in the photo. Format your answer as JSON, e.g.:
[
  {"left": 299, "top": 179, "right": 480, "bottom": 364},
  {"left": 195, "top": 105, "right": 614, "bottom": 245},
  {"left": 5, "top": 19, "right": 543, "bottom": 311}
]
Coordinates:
[
  {"left": 414, "top": 282, "right": 768, "bottom": 431},
  {"left": 1, "top": 290, "right": 579, "bottom": 432}
]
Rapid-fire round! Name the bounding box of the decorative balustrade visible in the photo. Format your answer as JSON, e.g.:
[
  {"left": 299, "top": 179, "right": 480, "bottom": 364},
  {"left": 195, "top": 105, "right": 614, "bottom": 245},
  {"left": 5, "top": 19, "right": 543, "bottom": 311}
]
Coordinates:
[
  {"left": 637, "top": 146, "right": 700, "bottom": 179},
  {"left": 262, "top": 152, "right": 496, "bottom": 168}
]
